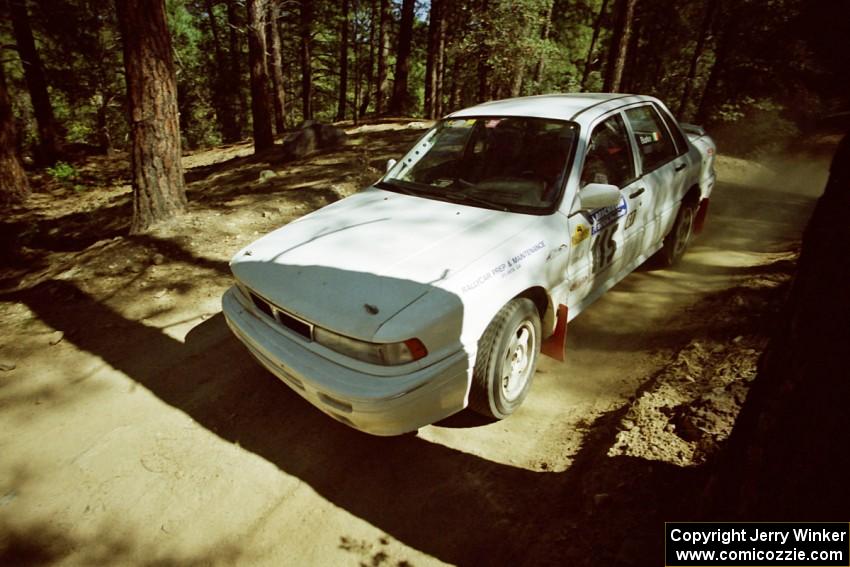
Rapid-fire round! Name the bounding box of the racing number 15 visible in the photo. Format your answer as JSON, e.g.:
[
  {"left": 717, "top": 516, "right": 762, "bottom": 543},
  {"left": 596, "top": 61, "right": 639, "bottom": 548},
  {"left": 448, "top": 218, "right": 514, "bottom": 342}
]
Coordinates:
[{"left": 592, "top": 223, "right": 618, "bottom": 274}]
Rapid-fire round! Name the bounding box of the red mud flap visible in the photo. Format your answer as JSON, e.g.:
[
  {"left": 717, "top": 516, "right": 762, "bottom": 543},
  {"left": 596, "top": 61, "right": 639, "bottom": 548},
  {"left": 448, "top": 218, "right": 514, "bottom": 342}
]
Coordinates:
[
  {"left": 693, "top": 198, "right": 710, "bottom": 235},
  {"left": 541, "top": 304, "right": 568, "bottom": 362}
]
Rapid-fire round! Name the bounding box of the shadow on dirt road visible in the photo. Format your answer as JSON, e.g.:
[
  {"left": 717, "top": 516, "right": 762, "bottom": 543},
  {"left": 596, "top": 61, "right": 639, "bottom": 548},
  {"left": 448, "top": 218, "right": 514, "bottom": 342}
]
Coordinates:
[
  {"left": 7, "top": 279, "right": 576, "bottom": 565},
  {"left": 6, "top": 276, "right": 688, "bottom": 567},
  {"left": 0, "top": 152, "right": 826, "bottom": 565}
]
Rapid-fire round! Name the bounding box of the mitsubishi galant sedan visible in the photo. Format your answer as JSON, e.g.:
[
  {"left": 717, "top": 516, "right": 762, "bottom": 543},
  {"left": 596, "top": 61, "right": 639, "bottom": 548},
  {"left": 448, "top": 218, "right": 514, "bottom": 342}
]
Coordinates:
[{"left": 222, "top": 93, "right": 716, "bottom": 435}]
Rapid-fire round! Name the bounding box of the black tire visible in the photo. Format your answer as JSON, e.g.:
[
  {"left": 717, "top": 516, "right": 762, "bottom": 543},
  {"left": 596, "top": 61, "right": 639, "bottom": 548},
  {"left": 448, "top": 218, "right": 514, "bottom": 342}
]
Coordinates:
[
  {"left": 659, "top": 201, "right": 696, "bottom": 267},
  {"left": 469, "top": 298, "right": 541, "bottom": 419}
]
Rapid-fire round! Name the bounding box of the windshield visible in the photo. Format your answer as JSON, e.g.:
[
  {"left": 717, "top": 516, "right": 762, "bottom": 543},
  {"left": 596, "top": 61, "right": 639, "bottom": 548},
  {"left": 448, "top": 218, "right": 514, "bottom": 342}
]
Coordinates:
[{"left": 380, "top": 116, "right": 578, "bottom": 213}]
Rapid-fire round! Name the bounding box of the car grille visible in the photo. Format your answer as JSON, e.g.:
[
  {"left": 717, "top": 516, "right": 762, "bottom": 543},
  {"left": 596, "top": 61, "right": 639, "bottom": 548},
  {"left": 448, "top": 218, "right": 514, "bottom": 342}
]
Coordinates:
[{"left": 248, "top": 291, "right": 313, "bottom": 340}]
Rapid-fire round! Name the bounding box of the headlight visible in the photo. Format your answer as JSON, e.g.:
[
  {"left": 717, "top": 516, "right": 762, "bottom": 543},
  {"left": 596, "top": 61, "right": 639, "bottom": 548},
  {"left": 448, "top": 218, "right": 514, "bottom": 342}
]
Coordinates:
[{"left": 313, "top": 327, "right": 428, "bottom": 366}]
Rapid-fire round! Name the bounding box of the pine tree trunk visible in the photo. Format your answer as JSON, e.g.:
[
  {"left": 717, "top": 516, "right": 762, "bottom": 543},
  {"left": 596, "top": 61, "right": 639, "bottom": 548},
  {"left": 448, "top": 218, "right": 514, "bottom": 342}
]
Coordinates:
[
  {"left": 388, "top": 0, "right": 415, "bottom": 115},
  {"left": 246, "top": 0, "right": 274, "bottom": 150},
  {"left": 580, "top": 0, "right": 610, "bottom": 90},
  {"left": 532, "top": 0, "right": 554, "bottom": 91},
  {"left": 93, "top": 18, "right": 114, "bottom": 154},
  {"left": 0, "top": 61, "right": 30, "bottom": 206},
  {"left": 206, "top": 0, "right": 241, "bottom": 142},
  {"left": 267, "top": 0, "right": 287, "bottom": 133},
  {"left": 510, "top": 63, "right": 524, "bottom": 97},
  {"left": 116, "top": 0, "right": 187, "bottom": 234},
  {"left": 375, "top": 0, "right": 390, "bottom": 115},
  {"left": 678, "top": 0, "right": 720, "bottom": 119},
  {"left": 603, "top": 0, "right": 636, "bottom": 93},
  {"left": 359, "top": 0, "right": 376, "bottom": 117},
  {"left": 424, "top": 0, "right": 442, "bottom": 119},
  {"left": 335, "top": 0, "right": 350, "bottom": 122},
  {"left": 477, "top": 58, "right": 489, "bottom": 103},
  {"left": 299, "top": 0, "right": 314, "bottom": 121},
  {"left": 448, "top": 56, "right": 461, "bottom": 112},
  {"left": 476, "top": 0, "right": 491, "bottom": 103},
  {"left": 620, "top": 8, "right": 642, "bottom": 93},
  {"left": 10, "top": 0, "right": 60, "bottom": 166},
  {"left": 353, "top": 26, "right": 361, "bottom": 124},
  {"left": 434, "top": 8, "right": 445, "bottom": 117},
  {"left": 95, "top": 94, "right": 113, "bottom": 154},
  {"left": 696, "top": 9, "right": 737, "bottom": 125},
  {"left": 226, "top": 0, "right": 246, "bottom": 138}
]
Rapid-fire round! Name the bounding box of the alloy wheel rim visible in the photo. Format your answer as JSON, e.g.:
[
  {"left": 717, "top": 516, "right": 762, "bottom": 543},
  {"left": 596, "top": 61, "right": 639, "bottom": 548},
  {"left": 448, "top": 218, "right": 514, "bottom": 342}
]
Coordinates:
[
  {"left": 501, "top": 321, "right": 535, "bottom": 401},
  {"left": 674, "top": 207, "right": 694, "bottom": 258}
]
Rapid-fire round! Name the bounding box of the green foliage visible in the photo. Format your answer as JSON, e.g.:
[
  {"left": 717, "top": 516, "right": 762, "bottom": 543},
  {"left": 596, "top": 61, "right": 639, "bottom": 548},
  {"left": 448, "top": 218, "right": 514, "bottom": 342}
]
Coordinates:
[
  {"left": 45, "top": 161, "right": 79, "bottom": 184},
  {"left": 710, "top": 98, "right": 801, "bottom": 157},
  {"left": 1, "top": 0, "right": 846, "bottom": 161}
]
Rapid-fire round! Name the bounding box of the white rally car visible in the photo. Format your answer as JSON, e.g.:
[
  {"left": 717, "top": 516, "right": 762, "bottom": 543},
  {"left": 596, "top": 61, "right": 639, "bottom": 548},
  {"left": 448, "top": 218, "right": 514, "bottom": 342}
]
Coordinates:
[{"left": 222, "top": 94, "right": 716, "bottom": 435}]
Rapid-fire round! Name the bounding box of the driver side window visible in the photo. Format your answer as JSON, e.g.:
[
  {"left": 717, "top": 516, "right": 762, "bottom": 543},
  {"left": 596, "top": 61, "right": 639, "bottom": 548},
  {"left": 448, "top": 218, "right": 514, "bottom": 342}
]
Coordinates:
[{"left": 580, "top": 114, "right": 635, "bottom": 189}]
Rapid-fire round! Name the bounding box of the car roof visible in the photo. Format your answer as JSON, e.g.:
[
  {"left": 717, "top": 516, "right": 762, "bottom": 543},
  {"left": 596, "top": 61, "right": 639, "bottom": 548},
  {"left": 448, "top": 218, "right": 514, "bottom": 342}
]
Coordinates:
[{"left": 446, "top": 93, "right": 657, "bottom": 124}]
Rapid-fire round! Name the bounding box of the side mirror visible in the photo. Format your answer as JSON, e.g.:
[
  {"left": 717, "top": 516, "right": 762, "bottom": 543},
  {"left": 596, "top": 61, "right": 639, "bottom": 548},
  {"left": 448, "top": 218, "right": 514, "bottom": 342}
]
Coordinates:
[
  {"left": 579, "top": 183, "right": 621, "bottom": 210},
  {"left": 386, "top": 158, "right": 397, "bottom": 173}
]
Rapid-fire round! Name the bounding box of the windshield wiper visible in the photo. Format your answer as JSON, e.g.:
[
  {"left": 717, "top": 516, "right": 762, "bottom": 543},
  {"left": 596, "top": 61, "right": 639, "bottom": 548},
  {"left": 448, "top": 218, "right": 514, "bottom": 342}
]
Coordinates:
[
  {"left": 375, "top": 180, "right": 422, "bottom": 197},
  {"left": 435, "top": 189, "right": 509, "bottom": 212}
]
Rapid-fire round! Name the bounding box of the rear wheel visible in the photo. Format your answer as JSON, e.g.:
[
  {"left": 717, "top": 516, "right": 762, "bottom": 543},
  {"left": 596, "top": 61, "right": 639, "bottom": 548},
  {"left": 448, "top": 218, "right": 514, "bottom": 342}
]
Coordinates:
[
  {"left": 470, "top": 298, "right": 541, "bottom": 419},
  {"left": 659, "top": 201, "right": 696, "bottom": 267}
]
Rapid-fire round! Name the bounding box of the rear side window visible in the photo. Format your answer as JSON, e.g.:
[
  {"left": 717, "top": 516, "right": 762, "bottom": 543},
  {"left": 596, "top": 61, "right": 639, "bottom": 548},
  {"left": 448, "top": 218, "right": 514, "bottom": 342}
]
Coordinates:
[
  {"left": 654, "top": 103, "right": 689, "bottom": 155},
  {"left": 625, "top": 105, "right": 677, "bottom": 173},
  {"left": 581, "top": 113, "right": 635, "bottom": 189}
]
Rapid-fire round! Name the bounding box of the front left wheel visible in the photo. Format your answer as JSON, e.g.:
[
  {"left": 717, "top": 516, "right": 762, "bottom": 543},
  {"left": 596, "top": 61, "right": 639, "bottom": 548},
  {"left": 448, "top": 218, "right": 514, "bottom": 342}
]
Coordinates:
[{"left": 469, "top": 298, "right": 541, "bottom": 419}]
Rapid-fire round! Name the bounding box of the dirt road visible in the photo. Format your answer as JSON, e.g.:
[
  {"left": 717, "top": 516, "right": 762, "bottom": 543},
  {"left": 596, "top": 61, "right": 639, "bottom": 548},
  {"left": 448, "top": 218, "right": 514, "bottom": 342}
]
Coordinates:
[{"left": 0, "top": 134, "right": 829, "bottom": 565}]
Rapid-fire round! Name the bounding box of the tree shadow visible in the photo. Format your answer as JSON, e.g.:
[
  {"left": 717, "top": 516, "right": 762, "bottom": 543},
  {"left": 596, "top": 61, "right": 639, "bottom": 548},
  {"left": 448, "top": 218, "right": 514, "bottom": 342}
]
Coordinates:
[
  {"left": 3, "top": 278, "right": 705, "bottom": 566},
  {"left": 1, "top": 127, "right": 422, "bottom": 284},
  {"left": 0, "top": 518, "right": 245, "bottom": 566}
]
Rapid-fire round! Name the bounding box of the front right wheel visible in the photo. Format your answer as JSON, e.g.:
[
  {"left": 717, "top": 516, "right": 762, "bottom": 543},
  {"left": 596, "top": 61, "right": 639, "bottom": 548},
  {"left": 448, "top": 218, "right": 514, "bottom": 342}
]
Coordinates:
[{"left": 470, "top": 298, "right": 541, "bottom": 419}]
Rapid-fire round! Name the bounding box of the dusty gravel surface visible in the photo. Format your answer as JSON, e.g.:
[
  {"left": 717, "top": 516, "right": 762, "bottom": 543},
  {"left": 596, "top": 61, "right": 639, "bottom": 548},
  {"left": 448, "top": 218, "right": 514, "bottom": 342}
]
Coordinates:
[{"left": 0, "top": 126, "right": 832, "bottom": 566}]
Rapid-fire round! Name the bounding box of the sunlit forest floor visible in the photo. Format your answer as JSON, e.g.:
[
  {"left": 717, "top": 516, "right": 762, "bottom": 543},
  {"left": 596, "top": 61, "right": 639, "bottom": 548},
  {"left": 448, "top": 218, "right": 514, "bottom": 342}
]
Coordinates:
[{"left": 0, "top": 126, "right": 838, "bottom": 565}]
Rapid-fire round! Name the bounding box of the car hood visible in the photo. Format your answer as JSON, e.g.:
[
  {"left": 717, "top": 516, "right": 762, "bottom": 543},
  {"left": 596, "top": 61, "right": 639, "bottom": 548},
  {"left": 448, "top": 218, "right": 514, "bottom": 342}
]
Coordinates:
[{"left": 230, "top": 186, "right": 535, "bottom": 339}]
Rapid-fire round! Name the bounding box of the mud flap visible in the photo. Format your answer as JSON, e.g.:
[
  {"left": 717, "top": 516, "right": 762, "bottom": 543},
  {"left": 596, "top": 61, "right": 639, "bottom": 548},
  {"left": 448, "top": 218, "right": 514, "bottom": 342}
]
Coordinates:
[
  {"left": 693, "top": 198, "right": 710, "bottom": 235},
  {"left": 541, "top": 304, "right": 568, "bottom": 362}
]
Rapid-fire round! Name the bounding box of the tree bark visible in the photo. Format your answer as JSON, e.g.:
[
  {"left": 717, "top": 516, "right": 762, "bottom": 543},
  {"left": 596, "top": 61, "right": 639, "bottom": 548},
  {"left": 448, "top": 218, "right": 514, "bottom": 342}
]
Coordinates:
[
  {"left": 375, "top": 0, "right": 389, "bottom": 115},
  {"left": 695, "top": 7, "right": 737, "bottom": 125},
  {"left": 267, "top": 0, "right": 287, "bottom": 133},
  {"left": 353, "top": 16, "right": 361, "bottom": 124},
  {"left": 95, "top": 93, "right": 113, "bottom": 154},
  {"left": 476, "top": 0, "right": 491, "bottom": 103},
  {"left": 246, "top": 0, "right": 274, "bottom": 150},
  {"left": 532, "top": 0, "right": 554, "bottom": 91},
  {"left": 434, "top": 7, "right": 445, "bottom": 117},
  {"left": 226, "top": 0, "right": 246, "bottom": 138},
  {"left": 359, "top": 0, "right": 376, "bottom": 117},
  {"left": 92, "top": 16, "right": 114, "bottom": 154},
  {"left": 678, "top": 0, "right": 720, "bottom": 119},
  {"left": 477, "top": 57, "right": 489, "bottom": 103},
  {"left": 580, "top": 0, "right": 610, "bottom": 90},
  {"left": 0, "top": 60, "right": 30, "bottom": 206},
  {"left": 206, "top": 0, "right": 241, "bottom": 142},
  {"left": 335, "top": 0, "right": 350, "bottom": 122},
  {"left": 424, "top": 0, "right": 443, "bottom": 119},
  {"left": 448, "top": 55, "right": 461, "bottom": 112},
  {"left": 620, "top": 7, "right": 642, "bottom": 93},
  {"left": 116, "top": 0, "right": 187, "bottom": 234},
  {"left": 299, "top": 0, "right": 314, "bottom": 121},
  {"left": 603, "top": 0, "right": 636, "bottom": 93},
  {"left": 10, "top": 0, "right": 60, "bottom": 165},
  {"left": 510, "top": 65, "right": 524, "bottom": 98},
  {"left": 388, "top": 0, "right": 415, "bottom": 115}
]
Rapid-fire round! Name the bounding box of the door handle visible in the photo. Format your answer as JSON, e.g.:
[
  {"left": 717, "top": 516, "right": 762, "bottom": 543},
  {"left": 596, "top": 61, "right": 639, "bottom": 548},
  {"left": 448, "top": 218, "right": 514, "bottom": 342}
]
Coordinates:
[
  {"left": 674, "top": 163, "right": 687, "bottom": 172},
  {"left": 629, "top": 187, "right": 645, "bottom": 199}
]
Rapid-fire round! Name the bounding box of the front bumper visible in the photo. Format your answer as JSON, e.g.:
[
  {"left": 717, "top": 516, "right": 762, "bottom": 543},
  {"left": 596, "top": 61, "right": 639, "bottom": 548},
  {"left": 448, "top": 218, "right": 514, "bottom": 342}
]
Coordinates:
[{"left": 222, "top": 287, "right": 471, "bottom": 435}]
